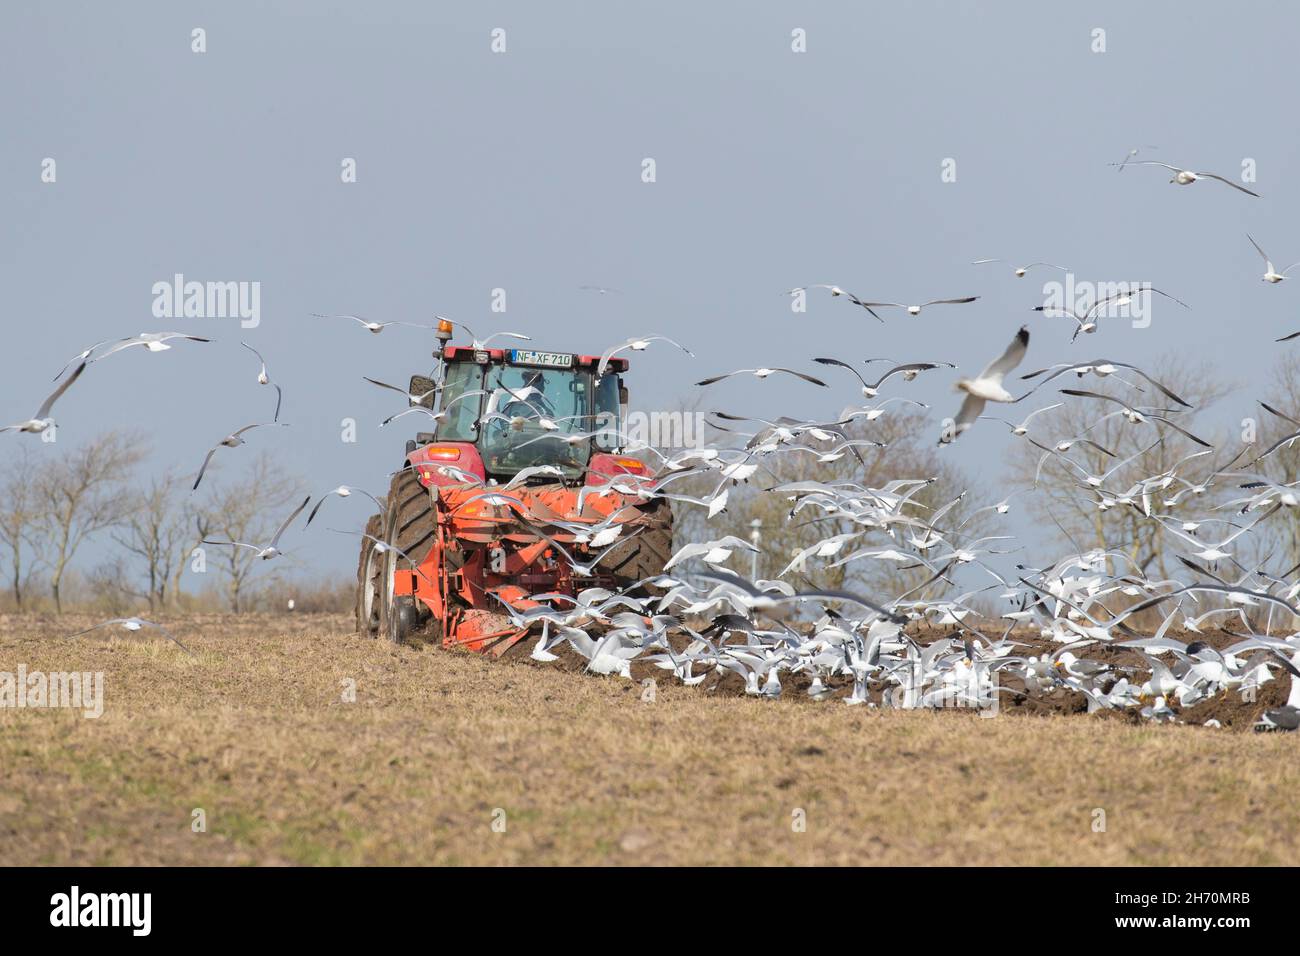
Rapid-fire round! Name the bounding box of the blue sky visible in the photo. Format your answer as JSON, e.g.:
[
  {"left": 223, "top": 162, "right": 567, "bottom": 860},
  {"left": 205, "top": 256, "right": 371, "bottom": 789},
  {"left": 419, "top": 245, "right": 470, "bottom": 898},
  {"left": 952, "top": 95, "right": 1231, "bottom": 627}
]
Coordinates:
[{"left": 2, "top": 1, "right": 1297, "bottom": 583}]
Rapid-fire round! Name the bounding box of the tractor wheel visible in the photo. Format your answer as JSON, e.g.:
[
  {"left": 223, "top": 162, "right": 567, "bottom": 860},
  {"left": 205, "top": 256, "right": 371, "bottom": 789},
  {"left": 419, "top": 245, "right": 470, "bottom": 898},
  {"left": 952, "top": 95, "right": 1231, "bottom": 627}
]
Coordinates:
[
  {"left": 379, "top": 469, "right": 443, "bottom": 646},
  {"left": 355, "top": 513, "right": 384, "bottom": 638},
  {"left": 603, "top": 497, "right": 674, "bottom": 591}
]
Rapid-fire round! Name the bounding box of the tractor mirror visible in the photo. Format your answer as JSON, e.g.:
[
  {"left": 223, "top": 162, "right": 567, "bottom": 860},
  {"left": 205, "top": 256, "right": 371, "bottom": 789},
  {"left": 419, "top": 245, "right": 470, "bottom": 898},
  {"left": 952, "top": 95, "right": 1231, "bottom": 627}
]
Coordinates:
[{"left": 409, "top": 375, "right": 438, "bottom": 409}]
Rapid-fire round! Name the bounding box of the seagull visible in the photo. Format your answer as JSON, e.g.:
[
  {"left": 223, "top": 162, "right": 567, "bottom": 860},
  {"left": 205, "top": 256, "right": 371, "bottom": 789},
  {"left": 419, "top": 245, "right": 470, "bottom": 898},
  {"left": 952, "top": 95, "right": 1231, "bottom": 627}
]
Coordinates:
[
  {"left": 67, "top": 617, "right": 191, "bottom": 654},
  {"left": 578, "top": 285, "right": 622, "bottom": 295},
  {"left": 813, "top": 358, "right": 954, "bottom": 398},
  {"left": 306, "top": 485, "right": 387, "bottom": 525},
  {"left": 241, "top": 342, "right": 283, "bottom": 421},
  {"left": 202, "top": 496, "right": 311, "bottom": 560},
  {"left": 664, "top": 536, "right": 760, "bottom": 571},
  {"left": 696, "top": 368, "right": 827, "bottom": 388},
  {"left": 1116, "top": 145, "right": 1158, "bottom": 171},
  {"left": 982, "top": 403, "right": 1064, "bottom": 437},
  {"left": 857, "top": 296, "right": 979, "bottom": 317},
  {"left": 597, "top": 334, "right": 693, "bottom": 378},
  {"left": 89, "top": 332, "right": 211, "bottom": 363},
  {"left": 1115, "top": 162, "right": 1260, "bottom": 197},
  {"left": 939, "top": 326, "right": 1029, "bottom": 444},
  {"left": 784, "top": 285, "right": 883, "bottom": 319},
  {"left": 1019, "top": 360, "right": 1193, "bottom": 408},
  {"left": 313, "top": 313, "right": 432, "bottom": 335},
  {"left": 362, "top": 376, "right": 439, "bottom": 405},
  {"left": 1247, "top": 235, "right": 1299, "bottom": 284},
  {"left": 1057, "top": 389, "right": 1212, "bottom": 447},
  {"left": 192, "top": 423, "right": 289, "bottom": 490},
  {"left": 1, "top": 362, "right": 86, "bottom": 435},
  {"left": 380, "top": 389, "right": 488, "bottom": 427},
  {"left": 972, "top": 259, "right": 1069, "bottom": 278},
  {"left": 52, "top": 340, "right": 111, "bottom": 380},
  {"left": 434, "top": 317, "right": 532, "bottom": 349}
]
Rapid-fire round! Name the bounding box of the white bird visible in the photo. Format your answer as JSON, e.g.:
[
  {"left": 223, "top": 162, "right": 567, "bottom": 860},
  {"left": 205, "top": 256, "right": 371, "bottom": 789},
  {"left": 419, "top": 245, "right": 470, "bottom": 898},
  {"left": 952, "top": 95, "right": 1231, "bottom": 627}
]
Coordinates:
[
  {"left": 785, "top": 285, "right": 883, "bottom": 320},
  {"left": 67, "top": 617, "right": 191, "bottom": 654},
  {"left": 597, "top": 334, "right": 692, "bottom": 378},
  {"left": 241, "top": 342, "right": 283, "bottom": 421},
  {"left": 306, "top": 485, "right": 387, "bottom": 525},
  {"left": 1116, "top": 162, "right": 1260, "bottom": 197},
  {"left": 857, "top": 296, "right": 979, "bottom": 317},
  {"left": 52, "top": 340, "right": 111, "bottom": 380},
  {"left": 434, "top": 317, "right": 532, "bottom": 349},
  {"left": 2, "top": 363, "right": 86, "bottom": 435},
  {"left": 972, "top": 259, "right": 1069, "bottom": 278},
  {"left": 1247, "top": 234, "right": 1299, "bottom": 284},
  {"left": 940, "top": 326, "right": 1030, "bottom": 444},
  {"left": 192, "top": 423, "right": 289, "bottom": 490},
  {"left": 983, "top": 403, "right": 1063, "bottom": 437},
  {"left": 201, "top": 495, "right": 311, "bottom": 560},
  {"left": 696, "top": 368, "right": 827, "bottom": 388},
  {"left": 89, "top": 331, "right": 211, "bottom": 362},
  {"left": 313, "top": 313, "right": 431, "bottom": 335},
  {"left": 664, "top": 536, "right": 760, "bottom": 571}
]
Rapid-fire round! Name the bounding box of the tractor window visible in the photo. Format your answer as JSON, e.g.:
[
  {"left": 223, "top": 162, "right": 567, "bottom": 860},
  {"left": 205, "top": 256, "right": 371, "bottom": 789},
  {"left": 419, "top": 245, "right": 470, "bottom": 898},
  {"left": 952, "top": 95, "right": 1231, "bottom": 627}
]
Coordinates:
[
  {"left": 477, "top": 365, "right": 599, "bottom": 477},
  {"left": 593, "top": 373, "right": 622, "bottom": 450},
  {"left": 434, "top": 361, "right": 484, "bottom": 441}
]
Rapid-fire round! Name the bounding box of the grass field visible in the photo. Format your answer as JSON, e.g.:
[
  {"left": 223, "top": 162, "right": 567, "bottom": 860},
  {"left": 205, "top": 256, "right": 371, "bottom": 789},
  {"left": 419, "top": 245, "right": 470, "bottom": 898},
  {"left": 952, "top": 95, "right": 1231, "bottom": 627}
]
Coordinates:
[{"left": 2, "top": 612, "right": 1298, "bottom": 866}]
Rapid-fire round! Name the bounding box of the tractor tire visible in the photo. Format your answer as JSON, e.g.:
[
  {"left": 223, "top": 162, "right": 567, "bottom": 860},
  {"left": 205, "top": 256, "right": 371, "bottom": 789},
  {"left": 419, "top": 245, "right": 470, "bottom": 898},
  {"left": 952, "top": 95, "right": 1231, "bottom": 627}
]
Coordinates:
[
  {"left": 355, "top": 513, "right": 384, "bottom": 638},
  {"left": 603, "top": 497, "right": 674, "bottom": 591},
  {"left": 379, "top": 469, "right": 443, "bottom": 646}
]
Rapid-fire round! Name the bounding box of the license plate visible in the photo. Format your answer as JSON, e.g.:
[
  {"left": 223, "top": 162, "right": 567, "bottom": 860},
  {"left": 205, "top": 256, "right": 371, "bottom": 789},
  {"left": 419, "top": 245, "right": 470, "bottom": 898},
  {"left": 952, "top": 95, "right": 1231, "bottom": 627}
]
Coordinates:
[{"left": 509, "top": 350, "right": 573, "bottom": 368}]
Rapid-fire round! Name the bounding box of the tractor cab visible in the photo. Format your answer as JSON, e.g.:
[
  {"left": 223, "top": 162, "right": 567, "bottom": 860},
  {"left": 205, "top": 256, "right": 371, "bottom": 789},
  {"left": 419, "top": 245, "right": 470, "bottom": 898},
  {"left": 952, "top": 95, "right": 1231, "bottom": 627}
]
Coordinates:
[{"left": 408, "top": 342, "right": 629, "bottom": 482}]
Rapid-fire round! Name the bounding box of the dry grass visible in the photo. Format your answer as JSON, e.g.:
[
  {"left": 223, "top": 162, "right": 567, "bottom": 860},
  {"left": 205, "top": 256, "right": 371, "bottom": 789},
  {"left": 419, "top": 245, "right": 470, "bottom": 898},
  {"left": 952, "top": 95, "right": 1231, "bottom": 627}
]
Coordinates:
[{"left": 1, "top": 612, "right": 1297, "bottom": 866}]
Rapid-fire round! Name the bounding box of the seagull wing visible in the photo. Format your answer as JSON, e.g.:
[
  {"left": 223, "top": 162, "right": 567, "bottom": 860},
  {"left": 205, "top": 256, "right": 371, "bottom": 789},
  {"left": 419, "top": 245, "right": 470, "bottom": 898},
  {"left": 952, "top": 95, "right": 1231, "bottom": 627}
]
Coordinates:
[
  {"left": 1197, "top": 172, "right": 1259, "bottom": 197},
  {"left": 774, "top": 369, "right": 828, "bottom": 387},
  {"left": 34, "top": 362, "right": 87, "bottom": 419},
  {"left": 812, "top": 357, "right": 868, "bottom": 388},
  {"left": 192, "top": 448, "right": 221, "bottom": 490},
  {"left": 1247, "top": 234, "right": 1272, "bottom": 267},
  {"left": 978, "top": 326, "right": 1030, "bottom": 383},
  {"left": 269, "top": 496, "right": 312, "bottom": 547}
]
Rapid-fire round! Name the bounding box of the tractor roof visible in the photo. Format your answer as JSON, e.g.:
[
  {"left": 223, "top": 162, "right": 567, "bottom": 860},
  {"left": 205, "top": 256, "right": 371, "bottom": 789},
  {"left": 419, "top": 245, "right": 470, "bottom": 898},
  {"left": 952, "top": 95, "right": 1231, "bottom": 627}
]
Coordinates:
[{"left": 443, "top": 346, "right": 628, "bottom": 372}]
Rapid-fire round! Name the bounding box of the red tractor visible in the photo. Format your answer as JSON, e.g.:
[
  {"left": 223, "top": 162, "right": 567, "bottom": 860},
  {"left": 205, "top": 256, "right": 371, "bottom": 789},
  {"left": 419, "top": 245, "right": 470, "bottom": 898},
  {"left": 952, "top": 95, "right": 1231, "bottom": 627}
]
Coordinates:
[{"left": 355, "top": 320, "right": 673, "bottom": 653}]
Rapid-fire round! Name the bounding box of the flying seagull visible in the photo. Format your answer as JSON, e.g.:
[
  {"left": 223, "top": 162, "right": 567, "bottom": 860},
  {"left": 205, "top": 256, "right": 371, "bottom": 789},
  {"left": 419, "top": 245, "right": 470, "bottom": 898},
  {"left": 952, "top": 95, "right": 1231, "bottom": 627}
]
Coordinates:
[
  {"left": 597, "top": 334, "right": 693, "bottom": 378},
  {"left": 1246, "top": 235, "right": 1299, "bottom": 284},
  {"left": 192, "top": 422, "right": 290, "bottom": 490},
  {"left": 939, "top": 326, "right": 1030, "bottom": 444},
  {"left": 1115, "top": 162, "right": 1259, "bottom": 197},
  {"left": 306, "top": 485, "right": 387, "bottom": 526},
  {"left": 1, "top": 362, "right": 86, "bottom": 435},
  {"left": 89, "top": 332, "right": 211, "bottom": 363},
  {"left": 784, "top": 285, "right": 883, "bottom": 321},
  {"left": 972, "top": 259, "right": 1069, "bottom": 278},
  {"left": 696, "top": 368, "right": 828, "bottom": 388},
  {"left": 201, "top": 495, "right": 312, "bottom": 560},
  {"left": 857, "top": 296, "right": 979, "bottom": 317},
  {"left": 67, "top": 617, "right": 192, "bottom": 654},
  {"left": 241, "top": 342, "right": 283, "bottom": 421},
  {"left": 813, "top": 357, "right": 954, "bottom": 398}
]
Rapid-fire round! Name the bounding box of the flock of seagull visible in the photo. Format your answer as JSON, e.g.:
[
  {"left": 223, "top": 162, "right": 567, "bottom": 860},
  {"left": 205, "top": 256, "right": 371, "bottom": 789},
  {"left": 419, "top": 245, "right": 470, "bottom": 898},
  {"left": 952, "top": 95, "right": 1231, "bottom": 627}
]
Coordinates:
[{"left": 9, "top": 154, "right": 1300, "bottom": 732}]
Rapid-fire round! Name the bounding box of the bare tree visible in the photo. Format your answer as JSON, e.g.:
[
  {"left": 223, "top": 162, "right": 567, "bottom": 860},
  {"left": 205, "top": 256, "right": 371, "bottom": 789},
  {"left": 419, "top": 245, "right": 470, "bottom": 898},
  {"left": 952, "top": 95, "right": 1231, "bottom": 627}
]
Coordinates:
[
  {"left": 35, "top": 431, "right": 148, "bottom": 613},
  {"left": 195, "top": 453, "right": 305, "bottom": 612},
  {"left": 0, "top": 447, "right": 49, "bottom": 609},
  {"left": 111, "top": 471, "right": 193, "bottom": 610}
]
